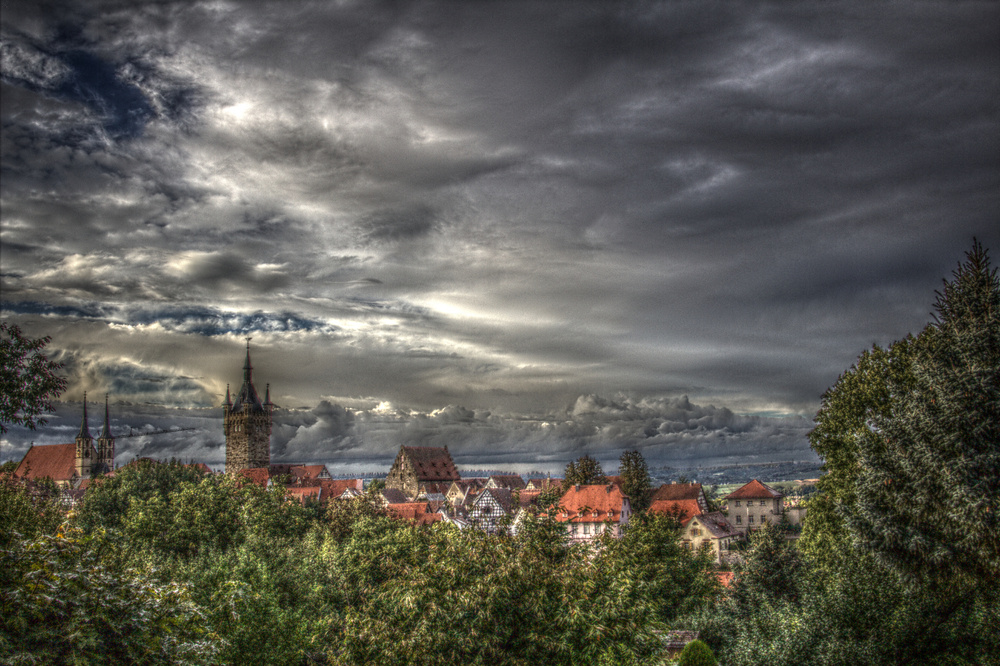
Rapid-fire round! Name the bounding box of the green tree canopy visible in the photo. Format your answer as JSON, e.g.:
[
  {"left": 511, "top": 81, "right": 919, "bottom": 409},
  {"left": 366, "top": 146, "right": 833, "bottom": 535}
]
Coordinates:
[
  {"left": 0, "top": 323, "right": 67, "bottom": 434},
  {"left": 850, "top": 242, "right": 998, "bottom": 583},
  {"left": 617, "top": 449, "right": 653, "bottom": 512},
  {"left": 562, "top": 454, "right": 607, "bottom": 489}
]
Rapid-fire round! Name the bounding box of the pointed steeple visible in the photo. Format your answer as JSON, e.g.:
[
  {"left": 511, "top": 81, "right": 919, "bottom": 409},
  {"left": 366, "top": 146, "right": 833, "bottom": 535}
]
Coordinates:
[
  {"left": 99, "top": 394, "right": 112, "bottom": 440},
  {"left": 224, "top": 384, "right": 232, "bottom": 407},
  {"left": 77, "top": 392, "right": 92, "bottom": 440},
  {"left": 243, "top": 338, "right": 253, "bottom": 383},
  {"left": 265, "top": 383, "right": 271, "bottom": 406}
]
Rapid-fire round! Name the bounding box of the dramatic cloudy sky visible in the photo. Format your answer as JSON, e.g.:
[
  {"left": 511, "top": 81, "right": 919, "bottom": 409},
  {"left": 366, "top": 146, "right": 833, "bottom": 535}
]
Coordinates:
[{"left": 2, "top": 1, "right": 997, "bottom": 472}]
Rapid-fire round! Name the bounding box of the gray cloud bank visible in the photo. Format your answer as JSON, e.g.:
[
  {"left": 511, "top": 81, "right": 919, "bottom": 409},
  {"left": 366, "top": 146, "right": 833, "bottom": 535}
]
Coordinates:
[
  {"left": 0, "top": 394, "right": 815, "bottom": 474},
  {"left": 1, "top": 1, "right": 997, "bottom": 465}
]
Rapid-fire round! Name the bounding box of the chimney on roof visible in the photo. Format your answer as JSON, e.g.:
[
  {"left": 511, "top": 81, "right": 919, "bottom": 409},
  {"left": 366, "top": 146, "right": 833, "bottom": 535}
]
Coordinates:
[
  {"left": 575, "top": 484, "right": 580, "bottom": 491},
  {"left": 606, "top": 484, "right": 612, "bottom": 493}
]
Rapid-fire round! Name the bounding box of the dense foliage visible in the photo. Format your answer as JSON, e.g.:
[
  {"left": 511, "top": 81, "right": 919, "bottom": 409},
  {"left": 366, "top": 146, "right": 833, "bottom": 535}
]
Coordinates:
[
  {"left": 683, "top": 244, "right": 1000, "bottom": 664},
  {"left": 562, "top": 454, "right": 607, "bottom": 488},
  {"left": 1, "top": 462, "right": 718, "bottom": 665},
  {"left": 618, "top": 449, "right": 653, "bottom": 512},
  {"left": 0, "top": 322, "right": 67, "bottom": 434}
]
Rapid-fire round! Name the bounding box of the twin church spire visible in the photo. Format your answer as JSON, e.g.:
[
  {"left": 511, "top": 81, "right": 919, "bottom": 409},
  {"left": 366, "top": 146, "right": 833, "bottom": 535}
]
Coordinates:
[{"left": 75, "top": 392, "right": 115, "bottom": 476}]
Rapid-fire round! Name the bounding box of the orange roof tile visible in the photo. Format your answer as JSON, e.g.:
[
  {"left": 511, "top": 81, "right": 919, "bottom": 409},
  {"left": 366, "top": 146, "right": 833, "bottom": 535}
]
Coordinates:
[
  {"left": 652, "top": 483, "right": 704, "bottom": 502},
  {"left": 648, "top": 498, "right": 703, "bottom": 523},
  {"left": 237, "top": 467, "right": 270, "bottom": 487},
  {"left": 550, "top": 483, "right": 629, "bottom": 523},
  {"left": 387, "top": 501, "right": 435, "bottom": 522},
  {"left": 319, "top": 478, "right": 364, "bottom": 495},
  {"left": 285, "top": 487, "right": 322, "bottom": 504},
  {"left": 725, "top": 479, "right": 783, "bottom": 500},
  {"left": 15, "top": 443, "right": 78, "bottom": 483}
]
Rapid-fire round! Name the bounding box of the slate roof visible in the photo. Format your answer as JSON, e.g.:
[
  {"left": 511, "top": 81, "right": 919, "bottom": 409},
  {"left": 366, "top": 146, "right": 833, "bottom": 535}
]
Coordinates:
[
  {"left": 551, "top": 484, "right": 629, "bottom": 523},
  {"left": 381, "top": 488, "right": 410, "bottom": 504},
  {"left": 726, "top": 479, "right": 783, "bottom": 500},
  {"left": 229, "top": 344, "right": 268, "bottom": 413},
  {"left": 648, "top": 498, "right": 704, "bottom": 523},
  {"left": 652, "top": 483, "right": 705, "bottom": 502},
  {"left": 402, "top": 446, "right": 460, "bottom": 482},
  {"left": 15, "top": 443, "right": 78, "bottom": 483}
]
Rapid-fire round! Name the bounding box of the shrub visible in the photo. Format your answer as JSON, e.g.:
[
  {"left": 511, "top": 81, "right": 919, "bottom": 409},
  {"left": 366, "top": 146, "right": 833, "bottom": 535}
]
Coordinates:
[{"left": 679, "top": 639, "right": 718, "bottom": 666}]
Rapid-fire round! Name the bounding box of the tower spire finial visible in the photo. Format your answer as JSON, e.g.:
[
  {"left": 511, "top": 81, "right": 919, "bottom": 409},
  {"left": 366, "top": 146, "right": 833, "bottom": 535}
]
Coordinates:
[
  {"left": 243, "top": 337, "right": 253, "bottom": 382},
  {"left": 99, "top": 393, "right": 113, "bottom": 440},
  {"left": 77, "top": 392, "right": 92, "bottom": 440}
]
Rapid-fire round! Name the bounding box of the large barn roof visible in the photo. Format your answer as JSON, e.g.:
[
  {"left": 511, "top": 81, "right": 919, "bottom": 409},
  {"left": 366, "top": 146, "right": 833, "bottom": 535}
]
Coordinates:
[
  {"left": 15, "top": 443, "right": 77, "bottom": 482},
  {"left": 402, "top": 446, "right": 460, "bottom": 482}
]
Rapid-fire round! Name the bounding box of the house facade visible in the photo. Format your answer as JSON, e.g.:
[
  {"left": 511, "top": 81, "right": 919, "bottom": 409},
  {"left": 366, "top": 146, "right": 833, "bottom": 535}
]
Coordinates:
[
  {"left": 468, "top": 487, "right": 514, "bottom": 533},
  {"left": 680, "top": 511, "right": 740, "bottom": 563},
  {"left": 725, "top": 479, "right": 784, "bottom": 533},
  {"left": 385, "top": 446, "right": 461, "bottom": 499},
  {"left": 550, "top": 483, "right": 632, "bottom": 543}
]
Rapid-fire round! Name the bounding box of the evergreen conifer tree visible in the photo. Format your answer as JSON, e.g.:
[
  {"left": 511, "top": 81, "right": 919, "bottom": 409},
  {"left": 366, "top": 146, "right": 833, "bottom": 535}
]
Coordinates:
[{"left": 851, "top": 240, "right": 1000, "bottom": 583}]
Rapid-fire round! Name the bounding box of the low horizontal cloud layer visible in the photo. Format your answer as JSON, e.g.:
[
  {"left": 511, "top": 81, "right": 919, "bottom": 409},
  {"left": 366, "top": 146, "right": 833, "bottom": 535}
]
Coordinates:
[{"left": 1, "top": 393, "right": 815, "bottom": 475}]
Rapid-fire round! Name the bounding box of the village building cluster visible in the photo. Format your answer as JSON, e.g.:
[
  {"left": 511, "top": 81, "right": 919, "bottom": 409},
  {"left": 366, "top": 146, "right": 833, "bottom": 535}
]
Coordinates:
[{"left": 11, "top": 345, "right": 795, "bottom": 559}]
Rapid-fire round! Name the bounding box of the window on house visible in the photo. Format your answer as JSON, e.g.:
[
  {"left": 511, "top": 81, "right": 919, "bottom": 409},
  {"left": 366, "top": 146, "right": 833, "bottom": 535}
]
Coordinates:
[
  {"left": 748, "top": 515, "right": 754, "bottom": 524},
  {"left": 760, "top": 500, "right": 766, "bottom": 506},
  {"left": 761, "top": 515, "right": 767, "bottom": 523},
  {"left": 583, "top": 523, "right": 591, "bottom": 534},
  {"left": 735, "top": 500, "right": 741, "bottom": 507},
  {"left": 735, "top": 515, "right": 742, "bottom": 524}
]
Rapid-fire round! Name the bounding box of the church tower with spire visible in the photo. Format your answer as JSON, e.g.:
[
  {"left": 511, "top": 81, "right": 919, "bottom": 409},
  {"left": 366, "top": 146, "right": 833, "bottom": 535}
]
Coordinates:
[
  {"left": 224, "top": 340, "right": 273, "bottom": 473},
  {"left": 74, "top": 393, "right": 98, "bottom": 478},
  {"left": 96, "top": 394, "right": 116, "bottom": 473}
]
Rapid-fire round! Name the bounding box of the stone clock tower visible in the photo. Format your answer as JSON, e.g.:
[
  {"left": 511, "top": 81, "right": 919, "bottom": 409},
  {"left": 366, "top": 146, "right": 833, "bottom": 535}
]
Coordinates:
[{"left": 224, "top": 340, "right": 273, "bottom": 473}]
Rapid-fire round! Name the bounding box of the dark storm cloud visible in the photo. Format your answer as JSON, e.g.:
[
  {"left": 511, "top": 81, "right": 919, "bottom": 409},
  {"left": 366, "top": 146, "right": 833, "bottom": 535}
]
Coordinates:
[{"left": 2, "top": 1, "right": 998, "bottom": 466}]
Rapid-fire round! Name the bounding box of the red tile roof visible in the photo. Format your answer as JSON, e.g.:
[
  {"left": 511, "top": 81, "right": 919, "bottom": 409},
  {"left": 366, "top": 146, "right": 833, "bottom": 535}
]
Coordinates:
[
  {"left": 290, "top": 464, "right": 329, "bottom": 482},
  {"left": 725, "top": 479, "right": 783, "bottom": 500},
  {"left": 715, "top": 571, "right": 735, "bottom": 587},
  {"left": 648, "top": 498, "right": 703, "bottom": 523},
  {"left": 652, "top": 483, "right": 704, "bottom": 502},
  {"left": 319, "top": 478, "right": 364, "bottom": 496},
  {"left": 237, "top": 467, "right": 271, "bottom": 487},
  {"left": 187, "top": 463, "right": 213, "bottom": 474},
  {"left": 551, "top": 484, "right": 630, "bottom": 523},
  {"left": 386, "top": 501, "right": 442, "bottom": 525},
  {"left": 402, "top": 446, "right": 460, "bottom": 482},
  {"left": 15, "top": 443, "right": 78, "bottom": 483},
  {"left": 285, "top": 486, "right": 322, "bottom": 504}
]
